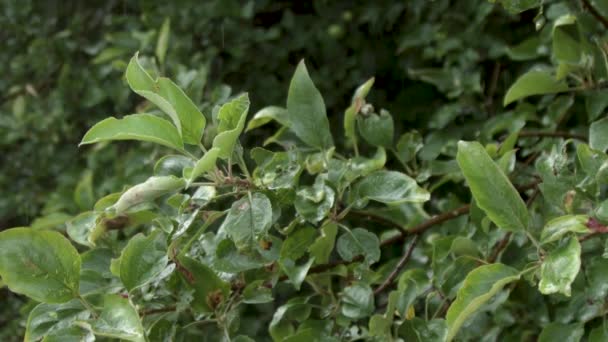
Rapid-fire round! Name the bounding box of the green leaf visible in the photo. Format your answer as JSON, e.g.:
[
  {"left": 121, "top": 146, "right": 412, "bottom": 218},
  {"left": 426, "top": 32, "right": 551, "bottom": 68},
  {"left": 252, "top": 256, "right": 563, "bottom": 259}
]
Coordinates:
[
  {"left": 398, "top": 318, "right": 447, "bottom": 342},
  {"left": 212, "top": 93, "right": 250, "bottom": 159},
  {"left": 539, "top": 236, "right": 581, "bottom": 296},
  {"left": 0, "top": 228, "right": 80, "bottom": 303},
  {"left": 126, "top": 53, "right": 205, "bottom": 144},
  {"left": 119, "top": 230, "right": 168, "bottom": 292},
  {"left": 586, "top": 91, "right": 608, "bottom": 122},
  {"left": 309, "top": 222, "right": 338, "bottom": 264},
  {"left": 341, "top": 283, "right": 374, "bottom": 319},
  {"left": 66, "top": 212, "right": 101, "bottom": 247},
  {"left": 155, "top": 18, "right": 170, "bottom": 65},
  {"left": 445, "top": 263, "right": 520, "bottom": 342},
  {"left": 177, "top": 255, "right": 229, "bottom": 312},
  {"left": 492, "top": 0, "right": 541, "bottom": 14},
  {"left": 185, "top": 147, "right": 220, "bottom": 186},
  {"left": 220, "top": 192, "right": 273, "bottom": 249},
  {"left": 337, "top": 227, "right": 380, "bottom": 265},
  {"left": 349, "top": 170, "right": 429, "bottom": 207},
  {"left": 243, "top": 280, "right": 274, "bottom": 304},
  {"left": 589, "top": 325, "right": 608, "bottom": 342},
  {"left": 590, "top": 117, "right": 608, "bottom": 152},
  {"left": 25, "top": 300, "right": 89, "bottom": 342},
  {"left": 80, "top": 114, "right": 184, "bottom": 151},
  {"left": 357, "top": 109, "right": 394, "bottom": 148},
  {"left": 396, "top": 131, "right": 423, "bottom": 164},
  {"left": 540, "top": 215, "right": 589, "bottom": 244},
  {"left": 457, "top": 141, "right": 529, "bottom": 232},
  {"left": 246, "top": 106, "right": 288, "bottom": 132},
  {"left": 552, "top": 15, "right": 581, "bottom": 64},
  {"left": 279, "top": 257, "right": 315, "bottom": 291},
  {"left": 294, "top": 178, "right": 335, "bottom": 224},
  {"left": 538, "top": 322, "right": 584, "bottom": 342},
  {"left": 43, "top": 326, "right": 93, "bottom": 342},
  {"left": 503, "top": 70, "right": 569, "bottom": 106},
  {"left": 344, "top": 77, "right": 374, "bottom": 147},
  {"left": 113, "top": 176, "right": 185, "bottom": 214},
  {"left": 280, "top": 226, "right": 317, "bottom": 260},
  {"left": 286, "top": 60, "right": 333, "bottom": 150},
  {"left": 92, "top": 294, "right": 145, "bottom": 342}
]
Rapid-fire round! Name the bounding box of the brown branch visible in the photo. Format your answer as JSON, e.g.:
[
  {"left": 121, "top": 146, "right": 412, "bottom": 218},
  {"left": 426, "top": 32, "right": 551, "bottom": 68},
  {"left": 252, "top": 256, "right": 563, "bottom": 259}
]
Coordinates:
[
  {"left": 581, "top": 0, "right": 608, "bottom": 29},
  {"left": 373, "top": 235, "right": 419, "bottom": 295},
  {"left": 518, "top": 131, "right": 587, "bottom": 142}
]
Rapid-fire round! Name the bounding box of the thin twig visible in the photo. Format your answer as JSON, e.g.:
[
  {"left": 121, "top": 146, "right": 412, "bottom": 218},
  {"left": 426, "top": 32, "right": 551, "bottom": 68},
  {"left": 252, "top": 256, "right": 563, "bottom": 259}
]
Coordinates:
[
  {"left": 581, "top": 0, "right": 608, "bottom": 29},
  {"left": 373, "top": 235, "right": 419, "bottom": 295}
]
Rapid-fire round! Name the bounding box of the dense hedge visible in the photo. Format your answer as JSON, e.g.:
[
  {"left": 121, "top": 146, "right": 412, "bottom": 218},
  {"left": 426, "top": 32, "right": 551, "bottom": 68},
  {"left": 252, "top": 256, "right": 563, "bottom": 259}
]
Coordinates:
[{"left": 3, "top": 0, "right": 608, "bottom": 341}]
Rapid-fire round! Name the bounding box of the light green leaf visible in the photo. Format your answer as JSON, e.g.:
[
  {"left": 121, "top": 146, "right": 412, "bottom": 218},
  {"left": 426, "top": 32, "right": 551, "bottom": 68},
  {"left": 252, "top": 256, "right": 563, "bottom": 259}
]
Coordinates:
[
  {"left": 344, "top": 77, "right": 374, "bottom": 147},
  {"left": 245, "top": 106, "right": 288, "bottom": 132},
  {"left": 177, "top": 255, "right": 229, "bottom": 313},
  {"left": 286, "top": 60, "right": 333, "bottom": 150},
  {"left": 552, "top": 15, "right": 580, "bottom": 64},
  {"left": 113, "top": 176, "right": 185, "bottom": 214},
  {"left": 503, "top": 70, "right": 569, "bottom": 106},
  {"left": 185, "top": 147, "right": 220, "bottom": 186},
  {"left": 43, "top": 326, "right": 94, "bottom": 342},
  {"left": 539, "top": 236, "right": 581, "bottom": 296},
  {"left": 457, "top": 141, "right": 529, "bottom": 232},
  {"left": 446, "top": 263, "right": 520, "bottom": 341},
  {"left": 0, "top": 228, "right": 80, "bottom": 303},
  {"left": 280, "top": 226, "right": 317, "bottom": 260},
  {"left": 220, "top": 192, "right": 273, "bottom": 249},
  {"left": 538, "top": 322, "right": 584, "bottom": 342},
  {"left": 243, "top": 280, "right": 274, "bottom": 304},
  {"left": 74, "top": 170, "right": 94, "bottom": 211},
  {"left": 154, "top": 154, "right": 194, "bottom": 177},
  {"left": 25, "top": 300, "right": 89, "bottom": 342},
  {"left": 309, "top": 222, "right": 338, "bottom": 264},
  {"left": 540, "top": 215, "right": 589, "bottom": 244},
  {"left": 590, "top": 117, "right": 608, "bottom": 152},
  {"left": 212, "top": 93, "right": 250, "bottom": 159},
  {"left": 80, "top": 114, "right": 184, "bottom": 151},
  {"left": 279, "top": 257, "right": 315, "bottom": 291},
  {"left": 66, "top": 211, "right": 101, "bottom": 247},
  {"left": 341, "top": 283, "right": 374, "bottom": 319},
  {"left": 119, "top": 230, "right": 168, "bottom": 292},
  {"left": 350, "top": 170, "right": 429, "bottom": 207},
  {"left": 294, "top": 178, "right": 335, "bottom": 224},
  {"left": 126, "top": 53, "right": 205, "bottom": 144},
  {"left": 337, "top": 227, "right": 380, "bottom": 265},
  {"left": 155, "top": 18, "right": 170, "bottom": 65},
  {"left": 92, "top": 294, "right": 145, "bottom": 342},
  {"left": 357, "top": 109, "right": 394, "bottom": 148}
]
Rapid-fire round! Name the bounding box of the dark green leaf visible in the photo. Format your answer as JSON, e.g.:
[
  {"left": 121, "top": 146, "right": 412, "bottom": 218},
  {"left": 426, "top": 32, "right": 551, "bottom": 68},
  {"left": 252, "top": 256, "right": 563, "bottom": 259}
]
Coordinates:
[
  {"left": 337, "top": 227, "right": 380, "bottom": 265},
  {"left": 220, "top": 192, "right": 273, "bottom": 249},
  {"left": 538, "top": 322, "right": 584, "bottom": 342},
  {"left": 341, "top": 283, "right": 374, "bottom": 319},
  {"left": 119, "top": 230, "right": 168, "bottom": 292}
]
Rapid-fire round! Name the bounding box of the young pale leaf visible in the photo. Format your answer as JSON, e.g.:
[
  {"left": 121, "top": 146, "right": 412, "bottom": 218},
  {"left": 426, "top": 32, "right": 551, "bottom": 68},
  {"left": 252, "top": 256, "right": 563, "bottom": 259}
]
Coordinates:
[
  {"left": 25, "top": 300, "right": 89, "bottom": 342},
  {"left": 155, "top": 18, "right": 170, "bottom": 65},
  {"left": 503, "top": 70, "right": 569, "bottom": 106},
  {"left": 212, "top": 93, "right": 250, "bottom": 159},
  {"left": 341, "top": 283, "right": 374, "bottom": 319},
  {"left": 337, "top": 227, "right": 380, "bottom": 265},
  {"left": 540, "top": 215, "right": 589, "bottom": 244},
  {"left": 177, "top": 255, "right": 229, "bottom": 313},
  {"left": 286, "top": 60, "right": 333, "bottom": 150},
  {"left": 126, "top": 53, "right": 206, "bottom": 144},
  {"left": 357, "top": 109, "right": 394, "bottom": 148},
  {"left": 538, "top": 322, "right": 584, "bottom": 342},
  {"left": 446, "top": 263, "right": 520, "bottom": 342},
  {"left": 185, "top": 147, "right": 220, "bottom": 186},
  {"left": 92, "top": 294, "right": 145, "bottom": 342},
  {"left": 80, "top": 114, "right": 184, "bottom": 151},
  {"left": 0, "top": 228, "right": 81, "bottom": 303},
  {"left": 456, "top": 141, "right": 529, "bottom": 232},
  {"left": 308, "top": 222, "right": 338, "bottom": 264},
  {"left": 245, "top": 106, "right": 288, "bottom": 132},
  {"left": 350, "top": 170, "right": 429, "bottom": 207},
  {"left": 590, "top": 117, "right": 608, "bottom": 152},
  {"left": 119, "top": 230, "right": 168, "bottom": 292},
  {"left": 220, "top": 192, "right": 273, "bottom": 249},
  {"left": 539, "top": 236, "right": 581, "bottom": 296},
  {"left": 113, "top": 176, "right": 185, "bottom": 214}
]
